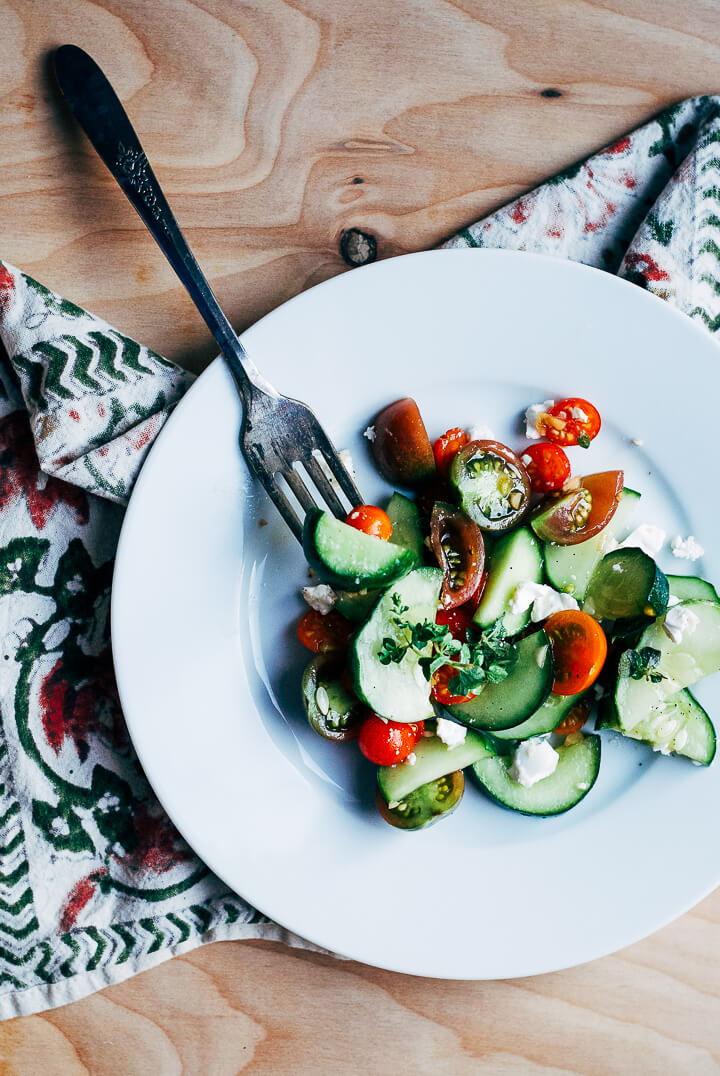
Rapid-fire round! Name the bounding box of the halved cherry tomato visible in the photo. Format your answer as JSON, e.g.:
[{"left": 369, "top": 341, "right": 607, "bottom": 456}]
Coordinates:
[
  {"left": 553, "top": 697, "right": 591, "bottom": 734},
  {"left": 297, "top": 609, "right": 352, "bottom": 653},
  {"left": 531, "top": 470, "right": 623, "bottom": 546},
  {"left": 345, "top": 504, "right": 393, "bottom": 541},
  {"left": 358, "top": 715, "right": 418, "bottom": 765},
  {"left": 521, "top": 443, "right": 571, "bottom": 493},
  {"left": 430, "top": 502, "right": 485, "bottom": 609},
  {"left": 435, "top": 575, "right": 487, "bottom": 638},
  {"left": 433, "top": 428, "right": 469, "bottom": 478},
  {"left": 376, "top": 772, "right": 464, "bottom": 830},
  {"left": 541, "top": 398, "right": 601, "bottom": 448},
  {"left": 371, "top": 398, "right": 436, "bottom": 486},
  {"left": 544, "top": 610, "right": 608, "bottom": 695},
  {"left": 408, "top": 721, "right": 425, "bottom": 742},
  {"left": 431, "top": 664, "right": 476, "bottom": 705}
]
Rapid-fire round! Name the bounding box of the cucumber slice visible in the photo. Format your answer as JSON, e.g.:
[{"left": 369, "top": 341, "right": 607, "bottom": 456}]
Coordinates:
[
  {"left": 377, "top": 728, "right": 494, "bottom": 803},
  {"left": 668, "top": 575, "right": 720, "bottom": 605},
  {"left": 446, "top": 631, "right": 553, "bottom": 731},
  {"left": 615, "top": 600, "right": 720, "bottom": 733},
  {"left": 545, "top": 487, "right": 640, "bottom": 600},
  {"left": 490, "top": 689, "right": 587, "bottom": 741},
  {"left": 334, "top": 588, "right": 378, "bottom": 622},
  {"left": 303, "top": 509, "right": 417, "bottom": 590},
  {"left": 585, "top": 547, "right": 669, "bottom": 620},
  {"left": 350, "top": 567, "right": 442, "bottom": 722},
  {"left": 598, "top": 689, "right": 716, "bottom": 765},
  {"left": 386, "top": 492, "right": 425, "bottom": 564},
  {"left": 473, "top": 527, "right": 543, "bottom": 635},
  {"left": 472, "top": 734, "right": 601, "bottom": 815}
]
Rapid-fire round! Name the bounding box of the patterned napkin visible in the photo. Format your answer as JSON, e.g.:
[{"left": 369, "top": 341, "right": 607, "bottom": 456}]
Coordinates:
[{"left": 0, "top": 94, "right": 718, "bottom": 1019}]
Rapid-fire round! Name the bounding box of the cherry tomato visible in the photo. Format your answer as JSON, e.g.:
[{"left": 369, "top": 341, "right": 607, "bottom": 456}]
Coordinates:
[
  {"left": 301, "top": 655, "right": 367, "bottom": 742},
  {"left": 376, "top": 772, "right": 464, "bottom": 830},
  {"left": 553, "top": 698, "right": 591, "bottom": 735},
  {"left": 358, "top": 715, "right": 418, "bottom": 765},
  {"left": 542, "top": 398, "right": 601, "bottom": 448},
  {"left": 435, "top": 575, "right": 486, "bottom": 638},
  {"left": 433, "top": 428, "right": 469, "bottom": 478},
  {"left": 450, "top": 440, "right": 531, "bottom": 532},
  {"left": 408, "top": 721, "right": 425, "bottom": 742},
  {"left": 431, "top": 664, "right": 476, "bottom": 705},
  {"left": 521, "top": 443, "right": 571, "bottom": 493},
  {"left": 345, "top": 504, "right": 393, "bottom": 541},
  {"left": 430, "top": 502, "right": 485, "bottom": 609},
  {"left": 545, "top": 610, "right": 608, "bottom": 696},
  {"left": 531, "top": 470, "right": 623, "bottom": 546},
  {"left": 371, "top": 398, "right": 436, "bottom": 486},
  {"left": 297, "top": 609, "right": 352, "bottom": 653}
]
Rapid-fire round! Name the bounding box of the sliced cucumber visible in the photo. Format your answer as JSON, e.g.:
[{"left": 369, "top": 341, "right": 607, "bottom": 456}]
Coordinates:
[
  {"left": 544, "top": 487, "right": 640, "bottom": 600},
  {"left": 334, "top": 588, "right": 378, "bottom": 622},
  {"left": 386, "top": 492, "right": 425, "bottom": 564},
  {"left": 377, "top": 727, "right": 493, "bottom": 803},
  {"left": 350, "top": 567, "right": 442, "bottom": 722},
  {"left": 598, "top": 689, "right": 716, "bottom": 765},
  {"left": 472, "top": 734, "right": 601, "bottom": 815},
  {"left": 615, "top": 599, "right": 720, "bottom": 733},
  {"left": 585, "top": 547, "right": 668, "bottom": 620},
  {"left": 446, "top": 631, "right": 553, "bottom": 731},
  {"left": 473, "top": 527, "right": 543, "bottom": 635},
  {"left": 303, "top": 509, "right": 417, "bottom": 590},
  {"left": 490, "top": 689, "right": 587, "bottom": 741},
  {"left": 668, "top": 575, "right": 720, "bottom": 605}
]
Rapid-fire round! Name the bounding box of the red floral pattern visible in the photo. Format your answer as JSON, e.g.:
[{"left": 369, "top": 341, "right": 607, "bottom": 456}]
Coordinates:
[{"left": 0, "top": 411, "right": 88, "bottom": 530}]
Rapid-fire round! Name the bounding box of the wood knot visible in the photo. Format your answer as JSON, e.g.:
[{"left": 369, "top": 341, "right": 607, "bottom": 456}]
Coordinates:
[
  {"left": 339, "top": 228, "right": 377, "bottom": 267},
  {"left": 540, "top": 88, "right": 563, "bottom": 98}
]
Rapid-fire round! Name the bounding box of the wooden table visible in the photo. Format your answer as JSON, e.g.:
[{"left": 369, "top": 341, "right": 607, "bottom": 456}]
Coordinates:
[{"left": 1, "top": 0, "right": 719, "bottom": 1069}]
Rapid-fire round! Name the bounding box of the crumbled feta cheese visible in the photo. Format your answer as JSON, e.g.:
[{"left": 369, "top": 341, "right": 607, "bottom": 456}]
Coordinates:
[
  {"left": 508, "top": 737, "right": 559, "bottom": 787},
  {"left": 536, "top": 644, "right": 548, "bottom": 667},
  {"left": 663, "top": 604, "right": 699, "bottom": 644},
  {"left": 521, "top": 453, "right": 532, "bottom": 467},
  {"left": 674, "top": 728, "right": 688, "bottom": 751},
  {"left": 631, "top": 437, "right": 644, "bottom": 447},
  {"left": 407, "top": 752, "right": 417, "bottom": 766},
  {"left": 652, "top": 744, "right": 673, "bottom": 756},
  {"left": 524, "top": 400, "right": 554, "bottom": 439},
  {"left": 667, "top": 594, "right": 681, "bottom": 607},
  {"left": 468, "top": 423, "right": 496, "bottom": 442},
  {"left": 508, "top": 581, "right": 579, "bottom": 621},
  {"left": 577, "top": 781, "right": 590, "bottom": 791},
  {"left": 671, "top": 535, "right": 704, "bottom": 561},
  {"left": 435, "top": 718, "right": 467, "bottom": 749},
  {"left": 619, "top": 523, "right": 666, "bottom": 558},
  {"left": 301, "top": 583, "right": 337, "bottom": 615},
  {"left": 338, "top": 449, "right": 355, "bottom": 476},
  {"left": 569, "top": 406, "right": 588, "bottom": 421},
  {"left": 363, "top": 425, "right": 376, "bottom": 442}
]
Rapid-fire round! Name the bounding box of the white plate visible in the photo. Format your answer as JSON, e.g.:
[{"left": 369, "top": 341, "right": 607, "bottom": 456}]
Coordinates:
[{"left": 112, "top": 250, "right": 720, "bottom": 979}]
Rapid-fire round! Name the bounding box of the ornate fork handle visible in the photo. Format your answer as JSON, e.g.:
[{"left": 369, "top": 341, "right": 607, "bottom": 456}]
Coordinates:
[{"left": 52, "top": 44, "right": 274, "bottom": 406}]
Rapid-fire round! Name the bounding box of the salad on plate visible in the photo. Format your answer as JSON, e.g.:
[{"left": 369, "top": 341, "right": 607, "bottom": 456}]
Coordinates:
[{"left": 293, "top": 395, "right": 719, "bottom": 831}]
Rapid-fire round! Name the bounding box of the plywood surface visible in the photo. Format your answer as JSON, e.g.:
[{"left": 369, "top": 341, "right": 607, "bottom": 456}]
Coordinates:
[{"left": 1, "top": 0, "right": 719, "bottom": 1070}]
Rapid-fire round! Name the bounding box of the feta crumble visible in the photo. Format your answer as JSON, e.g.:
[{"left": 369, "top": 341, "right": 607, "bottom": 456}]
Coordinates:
[
  {"left": 435, "top": 718, "right": 467, "bottom": 749},
  {"left": 631, "top": 437, "right": 644, "bottom": 447},
  {"left": 338, "top": 449, "right": 355, "bottom": 476},
  {"left": 569, "top": 405, "right": 588, "bottom": 421},
  {"left": 363, "top": 425, "right": 376, "bottom": 442},
  {"left": 524, "top": 400, "right": 554, "bottom": 439},
  {"left": 619, "top": 523, "right": 666, "bottom": 558},
  {"left": 508, "top": 737, "right": 559, "bottom": 788},
  {"left": 468, "top": 423, "right": 496, "bottom": 442},
  {"left": 407, "top": 752, "right": 417, "bottom": 766},
  {"left": 667, "top": 594, "right": 682, "bottom": 607},
  {"left": 508, "top": 580, "right": 579, "bottom": 621},
  {"left": 671, "top": 535, "right": 704, "bottom": 561},
  {"left": 663, "top": 604, "right": 699, "bottom": 645},
  {"left": 301, "top": 583, "right": 337, "bottom": 615}
]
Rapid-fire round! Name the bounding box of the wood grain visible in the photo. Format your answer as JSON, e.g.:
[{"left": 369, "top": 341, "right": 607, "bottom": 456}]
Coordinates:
[{"left": 1, "top": 0, "right": 720, "bottom": 1069}]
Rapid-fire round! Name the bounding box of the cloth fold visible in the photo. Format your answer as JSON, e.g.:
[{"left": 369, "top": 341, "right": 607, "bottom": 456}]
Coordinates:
[{"left": 0, "top": 93, "right": 718, "bottom": 1019}]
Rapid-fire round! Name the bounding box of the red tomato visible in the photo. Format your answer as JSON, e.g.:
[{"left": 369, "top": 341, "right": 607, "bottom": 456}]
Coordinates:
[
  {"left": 553, "top": 698, "right": 591, "bottom": 735},
  {"left": 521, "top": 443, "right": 571, "bottom": 493},
  {"left": 408, "top": 721, "right": 425, "bottom": 742},
  {"left": 543, "top": 398, "right": 601, "bottom": 448},
  {"left": 435, "top": 575, "right": 487, "bottom": 638},
  {"left": 532, "top": 470, "right": 623, "bottom": 546},
  {"left": 430, "top": 502, "right": 485, "bottom": 609},
  {"left": 432, "top": 428, "right": 469, "bottom": 478},
  {"left": 358, "top": 715, "right": 418, "bottom": 765},
  {"left": 371, "top": 398, "right": 436, "bottom": 486},
  {"left": 544, "top": 610, "right": 608, "bottom": 695},
  {"left": 431, "top": 664, "right": 476, "bottom": 705},
  {"left": 345, "top": 504, "right": 393, "bottom": 541},
  {"left": 297, "top": 609, "right": 351, "bottom": 653}
]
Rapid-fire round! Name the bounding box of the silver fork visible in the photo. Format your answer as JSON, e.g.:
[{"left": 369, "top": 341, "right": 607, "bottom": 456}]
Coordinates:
[{"left": 52, "top": 45, "right": 363, "bottom": 539}]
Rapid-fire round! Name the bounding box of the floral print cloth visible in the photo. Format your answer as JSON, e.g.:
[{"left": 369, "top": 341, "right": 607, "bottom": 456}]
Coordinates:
[{"left": 0, "top": 94, "right": 718, "bottom": 1018}]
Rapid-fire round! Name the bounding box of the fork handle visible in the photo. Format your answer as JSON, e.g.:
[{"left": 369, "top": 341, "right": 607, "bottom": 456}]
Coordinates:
[{"left": 52, "top": 44, "right": 274, "bottom": 405}]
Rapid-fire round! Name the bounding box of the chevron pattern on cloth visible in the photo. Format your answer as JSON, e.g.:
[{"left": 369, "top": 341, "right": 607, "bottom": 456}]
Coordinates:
[{"left": 0, "top": 95, "right": 718, "bottom": 1018}]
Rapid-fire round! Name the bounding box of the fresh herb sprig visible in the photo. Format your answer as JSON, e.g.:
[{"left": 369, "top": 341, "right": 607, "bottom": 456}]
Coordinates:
[
  {"left": 378, "top": 595, "right": 517, "bottom": 697},
  {"left": 623, "top": 646, "right": 665, "bottom": 684}
]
